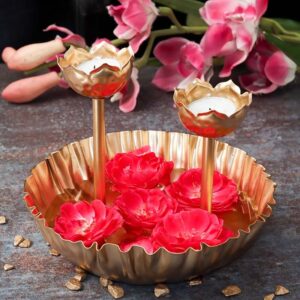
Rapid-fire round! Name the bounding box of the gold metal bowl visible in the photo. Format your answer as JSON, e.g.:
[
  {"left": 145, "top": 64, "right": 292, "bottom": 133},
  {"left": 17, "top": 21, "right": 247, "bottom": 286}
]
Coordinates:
[{"left": 24, "top": 130, "right": 275, "bottom": 284}]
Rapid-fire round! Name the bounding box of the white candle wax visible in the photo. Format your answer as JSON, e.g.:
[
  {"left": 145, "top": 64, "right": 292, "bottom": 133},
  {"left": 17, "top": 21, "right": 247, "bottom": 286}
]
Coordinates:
[
  {"left": 76, "top": 57, "right": 120, "bottom": 74},
  {"left": 188, "top": 96, "right": 237, "bottom": 117}
]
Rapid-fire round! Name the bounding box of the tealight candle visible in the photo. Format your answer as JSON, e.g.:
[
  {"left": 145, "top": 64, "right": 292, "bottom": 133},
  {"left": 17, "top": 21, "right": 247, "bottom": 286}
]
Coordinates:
[
  {"left": 188, "top": 96, "right": 237, "bottom": 117},
  {"left": 77, "top": 57, "right": 120, "bottom": 74}
]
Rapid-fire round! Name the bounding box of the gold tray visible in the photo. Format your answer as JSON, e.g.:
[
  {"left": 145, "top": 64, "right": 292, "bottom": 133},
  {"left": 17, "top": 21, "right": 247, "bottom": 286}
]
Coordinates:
[{"left": 24, "top": 130, "right": 276, "bottom": 284}]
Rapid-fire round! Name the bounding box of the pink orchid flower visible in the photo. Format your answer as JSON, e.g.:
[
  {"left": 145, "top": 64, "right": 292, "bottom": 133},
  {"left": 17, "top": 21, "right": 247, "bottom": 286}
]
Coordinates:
[
  {"left": 107, "top": 0, "right": 158, "bottom": 53},
  {"left": 239, "top": 36, "right": 297, "bottom": 94},
  {"left": 200, "top": 0, "right": 268, "bottom": 77},
  {"left": 152, "top": 37, "right": 212, "bottom": 92}
]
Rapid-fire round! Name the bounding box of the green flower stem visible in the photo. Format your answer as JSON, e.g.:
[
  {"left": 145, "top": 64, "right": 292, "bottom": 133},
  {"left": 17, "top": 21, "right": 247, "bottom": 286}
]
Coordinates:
[
  {"left": 153, "top": 0, "right": 203, "bottom": 15},
  {"left": 273, "top": 34, "right": 300, "bottom": 43},
  {"left": 158, "top": 7, "right": 184, "bottom": 30},
  {"left": 111, "top": 38, "right": 127, "bottom": 47},
  {"left": 135, "top": 26, "right": 207, "bottom": 69},
  {"left": 260, "top": 18, "right": 300, "bottom": 38},
  {"left": 24, "top": 61, "right": 58, "bottom": 76}
]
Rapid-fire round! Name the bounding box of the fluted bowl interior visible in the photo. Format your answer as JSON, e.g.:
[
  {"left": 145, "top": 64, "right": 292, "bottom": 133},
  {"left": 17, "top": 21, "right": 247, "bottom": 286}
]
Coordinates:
[{"left": 24, "top": 130, "right": 275, "bottom": 284}]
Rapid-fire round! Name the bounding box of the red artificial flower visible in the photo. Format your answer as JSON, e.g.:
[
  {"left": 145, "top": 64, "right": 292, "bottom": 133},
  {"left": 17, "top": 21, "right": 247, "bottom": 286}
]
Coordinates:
[
  {"left": 120, "top": 236, "right": 154, "bottom": 254},
  {"left": 166, "top": 168, "right": 238, "bottom": 212},
  {"left": 54, "top": 200, "right": 123, "bottom": 247},
  {"left": 152, "top": 209, "right": 233, "bottom": 253},
  {"left": 106, "top": 146, "right": 174, "bottom": 192},
  {"left": 115, "top": 188, "right": 177, "bottom": 231}
]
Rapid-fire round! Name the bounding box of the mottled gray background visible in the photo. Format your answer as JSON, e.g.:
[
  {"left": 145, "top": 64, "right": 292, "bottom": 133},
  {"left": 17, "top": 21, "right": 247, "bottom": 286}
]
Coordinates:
[{"left": 0, "top": 65, "right": 299, "bottom": 299}]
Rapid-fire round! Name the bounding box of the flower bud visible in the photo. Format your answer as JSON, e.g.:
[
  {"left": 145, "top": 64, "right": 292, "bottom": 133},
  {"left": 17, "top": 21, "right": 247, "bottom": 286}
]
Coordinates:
[
  {"left": 7, "top": 39, "right": 65, "bottom": 71},
  {"left": 1, "top": 47, "right": 16, "bottom": 63},
  {"left": 1, "top": 72, "right": 60, "bottom": 103}
]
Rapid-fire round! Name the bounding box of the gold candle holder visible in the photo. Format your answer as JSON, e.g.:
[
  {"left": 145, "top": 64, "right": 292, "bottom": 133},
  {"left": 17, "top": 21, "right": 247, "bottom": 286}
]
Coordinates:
[
  {"left": 58, "top": 42, "right": 133, "bottom": 200},
  {"left": 174, "top": 80, "right": 252, "bottom": 212}
]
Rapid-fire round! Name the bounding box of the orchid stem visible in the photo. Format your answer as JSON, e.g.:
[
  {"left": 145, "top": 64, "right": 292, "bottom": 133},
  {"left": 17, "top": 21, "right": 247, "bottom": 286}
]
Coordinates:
[
  {"left": 24, "top": 61, "right": 58, "bottom": 75},
  {"left": 135, "top": 26, "right": 207, "bottom": 69},
  {"left": 158, "top": 7, "right": 184, "bottom": 30},
  {"left": 111, "top": 38, "right": 127, "bottom": 47}
]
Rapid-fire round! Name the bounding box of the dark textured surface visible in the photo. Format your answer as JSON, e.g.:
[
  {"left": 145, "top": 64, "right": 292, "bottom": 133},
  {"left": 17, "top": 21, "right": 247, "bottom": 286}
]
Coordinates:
[{"left": 0, "top": 65, "right": 299, "bottom": 300}]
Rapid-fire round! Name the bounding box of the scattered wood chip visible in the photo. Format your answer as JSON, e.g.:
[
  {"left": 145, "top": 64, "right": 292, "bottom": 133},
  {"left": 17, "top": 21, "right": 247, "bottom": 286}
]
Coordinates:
[
  {"left": 264, "top": 294, "right": 275, "bottom": 300},
  {"left": 222, "top": 285, "right": 241, "bottom": 297},
  {"left": 3, "top": 264, "right": 15, "bottom": 271},
  {"left": 75, "top": 266, "right": 86, "bottom": 274},
  {"left": 275, "top": 285, "right": 289, "bottom": 296},
  {"left": 154, "top": 284, "right": 170, "bottom": 298},
  {"left": 99, "top": 276, "right": 113, "bottom": 288},
  {"left": 73, "top": 273, "right": 86, "bottom": 282},
  {"left": 19, "top": 239, "right": 31, "bottom": 248},
  {"left": 188, "top": 278, "right": 203, "bottom": 286},
  {"left": 107, "top": 284, "right": 124, "bottom": 299},
  {"left": 0, "top": 216, "right": 7, "bottom": 224},
  {"left": 65, "top": 278, "right": 81, "bottom": 291},
  {"left": 14, "top": 235, "right": 24, "bottom": 247},
  {"left": 49, "top": 248, "right": 60, "bottom": 256}
]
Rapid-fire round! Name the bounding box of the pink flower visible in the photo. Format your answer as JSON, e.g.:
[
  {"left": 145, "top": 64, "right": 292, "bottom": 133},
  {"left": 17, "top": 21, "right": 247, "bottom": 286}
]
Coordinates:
[
  {"left": 200, "top": 0, "right": 268, "bottom": 77},
  {"left": 239, "top": 35, "right": 297, "bottom": 93},
  {"left": 120, "top": 236, "right": 154, "bottom": 254},
  {"left": 115, "top": 188, "right": 177, "bottom": 230},
  {"left": 152, "top": 37, "right": 211, "bottom": 92},
  {"left": 165, "top": 169, "right": 238, "bottom": 212},
  {"left": 107, "top": 0, "right": 158, "bottom": 53},
  {"left": 1, "top": 72, "right": 62, "bottom": 103},
  {"left": 44, "top": 24, "right": 86, "bottom": 48},
  {"left": 110, "top": 67, "right": 140, "bottom": 112},
  {"left": 54, "top": 200, "right": 123, "bottom": 247},
  {"left": 152, "top": 209, "right": 233, "bottom": 253},
  {"left": 106, "top": 146, "right": 174, "bottom": 192}
]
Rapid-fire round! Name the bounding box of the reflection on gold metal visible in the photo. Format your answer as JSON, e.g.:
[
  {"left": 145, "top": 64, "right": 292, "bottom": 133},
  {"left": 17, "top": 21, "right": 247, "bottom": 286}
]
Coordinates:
[
  {"left": 58, "top": 41, "right": 134, "bottom": 200},
  {"left": 200, "top": 138, "right": 215, "bottom": 212},
  {"left": 93, "top": 99, "right": 106, "bottom": 200},
  {"left": 57, "top": 42, "right": 133, "bottom": 99},
  {"left": 174, "top": 80, "right": 252, "bottom": 139},
  {"left": 24, "top": 131, "right": 276, "bottom": 284}
]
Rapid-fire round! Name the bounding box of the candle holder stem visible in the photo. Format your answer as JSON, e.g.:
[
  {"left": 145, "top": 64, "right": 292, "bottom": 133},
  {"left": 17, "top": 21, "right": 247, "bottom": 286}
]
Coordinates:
[
  {"left": 93, "top": 99, "right": 106, "bottom": 201},
  {"left": 200, "top": 137, "right": 215, "bottom": 212}
]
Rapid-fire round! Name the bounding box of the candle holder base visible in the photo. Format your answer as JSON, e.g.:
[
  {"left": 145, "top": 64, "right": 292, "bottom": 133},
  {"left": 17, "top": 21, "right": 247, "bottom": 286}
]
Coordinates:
[{"left": 24, "top": 130, "right": 275, "bottom": 284}]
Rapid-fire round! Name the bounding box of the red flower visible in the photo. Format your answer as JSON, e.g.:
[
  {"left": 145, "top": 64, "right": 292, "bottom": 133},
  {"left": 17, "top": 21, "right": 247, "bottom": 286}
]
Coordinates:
[
  {"left": 54, "top": 200, "right": 123, "bottom": 247},
  {"left": 166, "top": 169, "right": 238, "bottom": 212},
  {"left": 120, "top": 236, "right": 154, "bottom": 254},
  {"left": 152, "top": 209, "right": 233, "bottom": 253},
  {"left": 115, "top": 188, "right": 177, "bottom": 230},
  {"left": 106, "top": 146, "right": 174, "bottom": 191}
]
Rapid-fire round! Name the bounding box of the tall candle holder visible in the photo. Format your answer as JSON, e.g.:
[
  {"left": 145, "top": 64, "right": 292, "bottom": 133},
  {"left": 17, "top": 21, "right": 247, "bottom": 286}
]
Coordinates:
[
  {"left": 174, "top": 80, "right": 252, "bottom": 212},
  {"left": 57, "top": 42, "right": 133, "bottom": 201}
]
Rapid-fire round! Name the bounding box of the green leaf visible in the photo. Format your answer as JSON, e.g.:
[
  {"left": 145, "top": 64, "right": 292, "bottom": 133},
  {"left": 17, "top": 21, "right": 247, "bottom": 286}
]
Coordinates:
[
  {"left": 153, "top": 0, "right": 203, "bottom": 15},
  {"left": 265, "top": 33, "right": 300, "bottom": 66},
  {"left": 186, "top": 14, "right": 207, "bottom": 27}
]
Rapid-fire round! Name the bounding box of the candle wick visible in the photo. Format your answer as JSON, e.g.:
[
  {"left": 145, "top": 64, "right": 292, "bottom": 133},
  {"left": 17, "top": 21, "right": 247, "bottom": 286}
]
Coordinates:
[
  {"left": 209, "top": 108, "right": 211, "bottom": 110},
  {"left": 94, "top": 65, "right": 96, "bottom": 69}
]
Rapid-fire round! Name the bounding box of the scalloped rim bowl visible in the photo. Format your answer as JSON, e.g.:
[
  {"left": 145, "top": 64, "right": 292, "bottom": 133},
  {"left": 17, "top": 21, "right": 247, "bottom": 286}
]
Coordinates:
[{"left": 24, "top": 130, "right": 276, "bottom": 284}]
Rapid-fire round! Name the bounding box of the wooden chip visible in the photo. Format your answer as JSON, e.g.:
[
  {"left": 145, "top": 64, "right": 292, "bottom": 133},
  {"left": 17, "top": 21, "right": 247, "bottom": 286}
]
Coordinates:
[
  {"left": 74, "top": 273, "right": 86, "bottom": 282},
  {"left": 19, "top": 239, "right": 31, "bottom": 248},
  {"left": 4, "top": 264, "right": 15, "bottom": 271},
  {"left": 0, "top": 216, "right": 7, "bottom": 224},
  {"left": 275, "top": 285, "right": 289, "bottom": 296},
  {"left": 65, "top": 278, "right": 81, "bottom": 291},
  {"left": 222, "top": 285, "right": 241, "bottom": 297},
  {"left": 264, "top": 294, "right": 275, "bottom": 300},
  {"left": 75, "top": 266, "right": 86, "bottom": 274},
  {"left": 107, "top": 284, "right": 124, "bottom": 299},
  {"left": 49, "top": 248, "right": 60, "bottom": 256},
  {"left": 99, "top": 276, "right": 113, "bottom": 288},
  {"left": 14, "top": 235, "right": 24, "bottom": 247},
  {"left": 189, "top": 278, "right": 203, "bottom": 286},
  {"left": 154, "top": 284, "right": 170, "bottom": 298}
]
